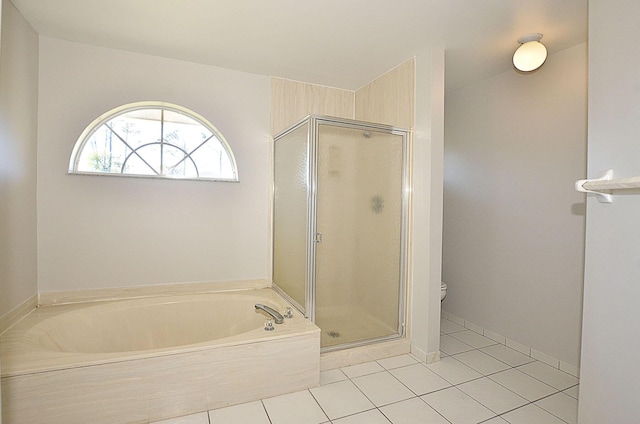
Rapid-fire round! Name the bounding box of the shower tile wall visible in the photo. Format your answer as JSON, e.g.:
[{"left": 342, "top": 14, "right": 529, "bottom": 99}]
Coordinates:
[
  {"left": 270, "top": 78, "right": 355, "bottom": 135},
  {"left": 355, "top": 58, "right": 414, "bottom": 129}
]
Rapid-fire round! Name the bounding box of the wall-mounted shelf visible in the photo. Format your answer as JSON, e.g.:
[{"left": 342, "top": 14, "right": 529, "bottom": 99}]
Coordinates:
[{"left": 575, "top": 169, "right": 640, "bottom": 203}]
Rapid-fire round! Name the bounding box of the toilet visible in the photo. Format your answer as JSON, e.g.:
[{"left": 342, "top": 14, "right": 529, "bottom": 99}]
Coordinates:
[{"left": 441, "top": 282, "right": 447, "bottom": 301}]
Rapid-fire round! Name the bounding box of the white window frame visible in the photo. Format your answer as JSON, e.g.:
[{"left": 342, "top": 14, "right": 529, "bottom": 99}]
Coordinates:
[{"left": 68, "top": 101, "right": 239, "bottom": 182}]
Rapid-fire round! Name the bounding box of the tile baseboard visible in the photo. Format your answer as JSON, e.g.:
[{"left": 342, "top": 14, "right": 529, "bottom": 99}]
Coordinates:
[{"left": 441, "top": 310, "right": 580, "bottom": 378}]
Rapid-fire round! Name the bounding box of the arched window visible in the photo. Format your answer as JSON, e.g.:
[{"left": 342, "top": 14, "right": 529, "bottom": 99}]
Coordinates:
[{"left": 69, "top": 102, "right": 238, "bottom": 181}]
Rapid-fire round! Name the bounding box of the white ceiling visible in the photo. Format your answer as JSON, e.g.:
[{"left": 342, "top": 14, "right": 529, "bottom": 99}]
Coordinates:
[{"left": 10, "top": 0, "right": 588, "bottom": 92}]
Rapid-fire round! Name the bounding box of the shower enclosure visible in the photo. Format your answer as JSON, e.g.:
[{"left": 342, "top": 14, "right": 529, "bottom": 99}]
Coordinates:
[{"left": 272, "top": 116, "right": 409, "bottom": 351}]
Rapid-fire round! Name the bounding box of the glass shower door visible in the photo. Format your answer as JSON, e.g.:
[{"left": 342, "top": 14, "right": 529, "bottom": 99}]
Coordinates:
[
  {"left": 314, "top": 122, "right": 406, "bottom": 349},
  {"left": 272, "top": 122, "right": 310, "bottom": 313}
]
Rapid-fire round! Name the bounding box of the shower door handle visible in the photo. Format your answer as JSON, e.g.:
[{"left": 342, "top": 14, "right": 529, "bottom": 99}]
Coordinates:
[{"left": 314, "top": 232, "right": 323, "bottom": 243}]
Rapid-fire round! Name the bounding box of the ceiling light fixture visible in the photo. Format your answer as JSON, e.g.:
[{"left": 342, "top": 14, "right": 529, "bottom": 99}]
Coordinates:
[{"left": 513, "top": 33, "right": 547, "bottom": 72}]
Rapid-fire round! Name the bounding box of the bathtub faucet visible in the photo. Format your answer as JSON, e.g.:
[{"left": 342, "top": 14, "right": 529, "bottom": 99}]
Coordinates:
[{"left": 255, "top": 304, "right": 284, "bottom": 324}]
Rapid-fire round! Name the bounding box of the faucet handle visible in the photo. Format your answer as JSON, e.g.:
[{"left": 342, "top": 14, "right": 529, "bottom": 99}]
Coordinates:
[
  {"left": 264, "top": 319, "right": 275, "bottom": 331},
  {"left": 283, "top": 307, "right": 294, "bottom": 319}
]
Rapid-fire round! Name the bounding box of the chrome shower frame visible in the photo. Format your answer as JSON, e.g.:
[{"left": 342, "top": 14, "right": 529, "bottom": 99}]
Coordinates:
[{"left": 272, "top": 115, "right": 410, "bottom": 352}]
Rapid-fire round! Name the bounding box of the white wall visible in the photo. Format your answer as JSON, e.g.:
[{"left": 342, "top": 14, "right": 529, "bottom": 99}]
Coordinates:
[
  {"left": 443, "top": 43, "right": 587, "bottom": 367},
  {"left": 578, "top": 1, "right": 640, "bottom": 421},
  {"left": 37, "top": 38, "right": 271, "bottom": 292},
  {"left": 411, "top": 49, "right": 445, "bottom": 360},
  {"left": 0, "top": 0, "right": 38, "bottom": 316}
]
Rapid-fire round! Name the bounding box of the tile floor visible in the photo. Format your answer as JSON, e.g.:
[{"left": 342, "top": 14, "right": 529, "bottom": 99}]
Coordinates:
[{"left": 152, "top": 317, "right": 579, "bottom": 424}]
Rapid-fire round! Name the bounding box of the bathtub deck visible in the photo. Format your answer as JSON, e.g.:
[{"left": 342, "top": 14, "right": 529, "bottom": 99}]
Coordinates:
[{"left": 1, "top": 289, "right": 321, "bottom": 424}]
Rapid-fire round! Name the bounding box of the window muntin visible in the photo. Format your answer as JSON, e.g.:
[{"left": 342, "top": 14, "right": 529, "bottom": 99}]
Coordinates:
[{"left": 69, "top": 102, "right": 238, "bottom": 181}]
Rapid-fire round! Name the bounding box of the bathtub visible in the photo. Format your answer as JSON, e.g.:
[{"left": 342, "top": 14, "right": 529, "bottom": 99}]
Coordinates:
[{"left": 0, "top": 288, "right": 320, "bottom": 424}]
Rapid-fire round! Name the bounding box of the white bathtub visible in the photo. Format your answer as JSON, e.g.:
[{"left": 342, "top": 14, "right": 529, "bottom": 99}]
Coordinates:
[{"left": 0, "top": 288, "right": 320, "bottom": 424}]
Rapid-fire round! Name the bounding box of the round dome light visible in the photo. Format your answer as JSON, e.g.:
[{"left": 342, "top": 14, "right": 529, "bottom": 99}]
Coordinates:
[{"left": 513, "top": 33, "right": 548, "bottom": 72}]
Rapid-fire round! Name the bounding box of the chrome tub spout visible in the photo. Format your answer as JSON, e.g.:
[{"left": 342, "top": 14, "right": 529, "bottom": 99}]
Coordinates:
[{"left": 255, "top": 304, "right": 284, "bottom": 324}]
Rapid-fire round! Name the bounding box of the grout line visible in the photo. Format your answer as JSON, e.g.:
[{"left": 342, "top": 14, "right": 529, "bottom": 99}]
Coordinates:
[
  {"left": 513, "top": 363, "right": 578, "bottom": 391},
  {"left": 377, "top": 406, "right": 395, "bottom": 424},
  {"left": 491, "top": 393, "right": 574, "bottom": 424},
  {"left": 450, "top": 347, "right": 521, "bottom": 372},
  {"left": 260, "top": 399, "right": 274, "bottom": 424},
  {"left": 533, "top": 394, "right": 575, "bottom": 424},
  {"left": 306, "top": 389, "right": 333, "bottom": 423},
  {"left": 421, "top": 398, "right": 456, "bottom": 424}
]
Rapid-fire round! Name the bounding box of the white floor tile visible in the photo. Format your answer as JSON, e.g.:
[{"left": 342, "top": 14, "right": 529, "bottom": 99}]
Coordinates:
[
  {"left": 321, "top": 368, "right": 348, "bottom": 385},
  {"left": 342, "top": 360, "right": 386, "bottom": 378},
  {"left": 440, "top": 318, "right": 466, "bottom": 334},
  {"left": 453, "top": 350, "right": 511, "bottom": 375},
  {"left": 426, "top": 356, "right": 483, "bottom": 385},
  {"left": 332, "top": 408, "right": 391, "bottom": 424},
  {"left": 563, "top": 384, "right": 579, "bottom": 400},
  {"left": 502, "top": 404, "right": 566, "bottom": 424},
  {"left": 488, "top": 369, "right": 557, "bottom": 402},
  {"left": 209, "top": 401, "right": 270, "bottom": 424},
  {"left": 480, "top": 344, "right": 534, "bottom": 367},
  {"left": 457, "top": 377, "right": 528, "bottom": 415},
  {"left": 535, "top": 392, "right": 579, "bottom": 424},
  {"left": 310, "top": 380, "right": 375, "bottom": 420},
  {"left": 450, "top": 330, "right": 498, "bottom": 349},
  {"left": 352, "top": 371, "right": 415, "bottom": 407},
  {"left": 380, "top": 397, "right": 450, "bottom": 424},
  {"left": 421, "top": 387, "right": 496, "bottom": 424},
  {"left": 390, "top": 363, "right": 451, "bottom": 395},
  {"left": 440, "top": 334, "right": 475, "bottom": 355},
  {"left": 517, "top": 361, "right": 580, "bottom": 390},
  {"left": 481, "top": 417, "right": 510, "bottom": 423},
  {"left": 152, "top": 412, "right": 209, "bottom": 424},
  {"left": 377, "top": 354, "right": 419, "bottom": 370},
  {"left": 263, "top": 390, "right": 328, "bottom": 424}
]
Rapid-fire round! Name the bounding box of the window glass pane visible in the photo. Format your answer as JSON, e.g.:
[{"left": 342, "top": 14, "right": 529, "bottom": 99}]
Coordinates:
[
  {"left": 123, "top": 144, "right": 161, "bottom": 175},
  {"left": 109, "top": 109, "right": 162, "bottom": 150},
  {"left": 71, "top": 102, "right": 238, "bottom": 181},
  {"left": 77, "top": 126, "right": 126, "bottom": 173},
  {"left": 163, "top": 110, "right": 213, "bottom": 154},
  {"left": 163, "top": 144, "right": 198, "bottom": 178},
  {"left": 191, "top": 139, "right": 235, "bottom": 179}
]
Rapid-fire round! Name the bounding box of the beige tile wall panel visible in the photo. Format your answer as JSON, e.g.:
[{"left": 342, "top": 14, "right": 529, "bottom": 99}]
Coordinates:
[
  {"left": 355, "top": 58, "right": 415, "bottom": 129},
  {"left": 2, "top": 332, "right": 320, "bottom": 424},
  {"left": 270, "top": 78, "right": 355, "bottom": 135}
]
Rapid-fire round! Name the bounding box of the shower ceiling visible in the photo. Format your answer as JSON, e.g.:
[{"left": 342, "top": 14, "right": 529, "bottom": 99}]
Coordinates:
[{"left": 10, "top": 0, "right": 587, "bottom": 92}]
